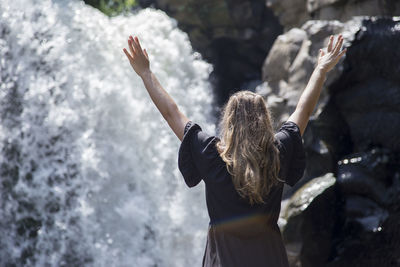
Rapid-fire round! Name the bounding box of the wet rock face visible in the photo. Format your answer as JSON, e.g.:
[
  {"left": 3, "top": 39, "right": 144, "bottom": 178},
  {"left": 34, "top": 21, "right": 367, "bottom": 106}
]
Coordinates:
[
  {"left": 144, "top": 0, "right": 282, "bottom": 106},
  {"left": 332, "top": 18, "right": 400, "bottom": 152},
  {"left": 281, "top": 148, "right": 400, "bottom": 266},
  {"left": 266, "top": 0, "right": 400, "bottom": 29},
  {"left": 333, "top": 149, "right": 400, "bottom": 267}
]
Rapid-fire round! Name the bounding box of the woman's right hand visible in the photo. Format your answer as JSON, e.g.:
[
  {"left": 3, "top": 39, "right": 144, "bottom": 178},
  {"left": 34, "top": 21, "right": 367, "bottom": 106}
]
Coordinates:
[
  {"left": 123, "top": 36, "right": 150, "bottom": 78},
  {"left": 317, "top": 34, "right": 347, "bottom": 73},
  {"left": 287, "top": 34, "right": 347, "bottom": 136}
]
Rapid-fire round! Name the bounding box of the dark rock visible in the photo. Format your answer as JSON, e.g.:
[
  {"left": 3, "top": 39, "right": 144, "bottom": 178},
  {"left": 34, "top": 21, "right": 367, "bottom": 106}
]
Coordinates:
[
  {"left": 331, "top": 18, "right": 400, "bottom": 152},
  {"left": 281, "top": 147, "right": 400, "bottom": 266},
  {"left": 337, "top": 148, "right": 393, "bottom": 205},
  {"left": 299, "top": 180, "right": 340, "bottom": 267},
  {"left": 329, "top": 149, "right": 400, "bottom": 267},
  {"left": 344, "top": 195, "right": 388, "bottom": 232},
  {"left": 280, "top": 173, "right": 339, "bottom": 266},
  {"left": 312, "top": 99, "right": 353, "bottom": 164}
]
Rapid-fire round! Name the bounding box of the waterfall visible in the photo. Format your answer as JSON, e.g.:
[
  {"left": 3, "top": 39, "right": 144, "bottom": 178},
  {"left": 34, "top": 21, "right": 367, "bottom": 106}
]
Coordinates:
[{"left": 0, "top": 0, "right": 215, "bottom": 266}]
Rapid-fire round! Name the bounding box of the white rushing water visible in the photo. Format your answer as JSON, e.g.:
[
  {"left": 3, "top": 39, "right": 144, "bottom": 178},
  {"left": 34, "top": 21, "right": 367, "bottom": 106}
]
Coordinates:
[{"left": 0, "top": 0, "right": 215, "bottom": 266}]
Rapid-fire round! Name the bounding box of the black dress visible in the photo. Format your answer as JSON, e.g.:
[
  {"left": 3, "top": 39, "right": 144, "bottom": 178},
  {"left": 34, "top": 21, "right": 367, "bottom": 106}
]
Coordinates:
[{"left": 178, "top": 121, "right": 306, "bottom": 267}]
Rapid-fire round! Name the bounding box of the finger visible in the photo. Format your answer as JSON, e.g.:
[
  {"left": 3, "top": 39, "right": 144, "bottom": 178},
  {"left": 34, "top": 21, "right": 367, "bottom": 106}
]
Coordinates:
[
  {"left": 333, "top": 35, "right": 343, "bottom": 54},
  {"left": 130, "top": 36, "right": 140, "bottom": 54},
  {"left": 123, "top": 48, "right": 133, "bottom": 61},
  {"left": 143, "top": 48, "right": 149, "bottom": 59},
  {"left": 327, "top": 35, "right": 334, "bottom": 52},
  {"left": 134, "top": 36, "right": 143, "bottom": 53},
  {"left": 319, "top": 48, "right": 325, "bottom": 58},
  {"left": 128, "top": 38, "right": 136, "bottom": 57},
  {"left": 334, "top": 37, "right": 344, "bottom": 55}
]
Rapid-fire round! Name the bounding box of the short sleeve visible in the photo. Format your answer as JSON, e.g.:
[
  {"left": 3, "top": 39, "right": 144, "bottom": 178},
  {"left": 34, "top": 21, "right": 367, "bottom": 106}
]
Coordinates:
[
  {"left": 274, "top": 121, "right": 306, "bottom": 186},
  {"left": 178, "top": 121, "right": 219, "bottom": 188}
]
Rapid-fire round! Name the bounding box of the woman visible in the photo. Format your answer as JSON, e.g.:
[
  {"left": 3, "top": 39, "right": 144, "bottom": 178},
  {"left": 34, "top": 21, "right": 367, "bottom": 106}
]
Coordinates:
[{"left": 123, "top": 34, "right": 346, "bottom": 266}]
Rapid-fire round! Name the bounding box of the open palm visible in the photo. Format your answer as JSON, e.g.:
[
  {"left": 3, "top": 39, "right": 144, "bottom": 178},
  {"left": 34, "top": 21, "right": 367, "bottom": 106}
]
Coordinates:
[
  {"left": 318, "top": 34, "right": 347, "bottom": 73},
  {"left": 123, "top": 36, "right": 150, "bottom": 77}
]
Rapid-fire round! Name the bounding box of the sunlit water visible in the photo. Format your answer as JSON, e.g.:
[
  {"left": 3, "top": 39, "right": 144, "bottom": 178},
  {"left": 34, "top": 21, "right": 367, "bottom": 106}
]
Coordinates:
[{"left": 0, "top": 0, "right": 215, "bottom": 266}]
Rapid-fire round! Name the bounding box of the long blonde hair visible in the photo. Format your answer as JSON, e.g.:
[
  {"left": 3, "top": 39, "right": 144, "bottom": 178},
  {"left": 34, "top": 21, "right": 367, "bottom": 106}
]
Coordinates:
[{"left": 216, "top": 91, "right": 280, "bottom": 205}]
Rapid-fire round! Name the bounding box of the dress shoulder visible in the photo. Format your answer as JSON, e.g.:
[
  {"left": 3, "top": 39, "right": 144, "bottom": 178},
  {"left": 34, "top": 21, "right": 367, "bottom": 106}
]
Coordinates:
[
  {"left": 274, "top": 121, "right": 306, "bottom": 186},
  {"left": 178, "top": 121, "right": 219, "bottom": 187}
]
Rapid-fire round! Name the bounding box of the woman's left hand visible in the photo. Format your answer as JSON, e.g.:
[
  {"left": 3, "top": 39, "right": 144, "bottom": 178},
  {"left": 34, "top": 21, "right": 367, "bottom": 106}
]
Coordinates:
[
  {"left": 317, "top": 34, "right": 347, "bottom": 73},
  {"left": 123, "top": 36, "right": 150, "bottom": 77}
]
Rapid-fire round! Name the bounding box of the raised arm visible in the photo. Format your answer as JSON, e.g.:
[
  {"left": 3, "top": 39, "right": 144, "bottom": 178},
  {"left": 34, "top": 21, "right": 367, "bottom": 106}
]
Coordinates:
[
  {"left": 123, "top": 36, "right": 189, "bottom": 141},
  {"left": 287, "top": 34, "right": 347, "bottom": 136}
]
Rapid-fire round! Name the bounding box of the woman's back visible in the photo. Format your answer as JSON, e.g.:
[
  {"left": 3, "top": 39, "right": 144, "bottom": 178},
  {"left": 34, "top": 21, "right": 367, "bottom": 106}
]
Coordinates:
[{"left": 178, "top": 120, "right": 306, "bottom": 267}]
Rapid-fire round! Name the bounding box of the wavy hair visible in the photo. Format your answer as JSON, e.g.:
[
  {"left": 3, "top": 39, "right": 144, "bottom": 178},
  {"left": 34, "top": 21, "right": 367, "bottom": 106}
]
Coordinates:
[{"left": 216, "top": 91, "right": 280, "bottom": 205}]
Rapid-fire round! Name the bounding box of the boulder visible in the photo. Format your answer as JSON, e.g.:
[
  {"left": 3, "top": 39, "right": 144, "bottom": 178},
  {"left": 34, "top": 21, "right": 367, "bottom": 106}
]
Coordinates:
[{"left": 280, "top": 173, "right": 338, "bottom": 267}]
